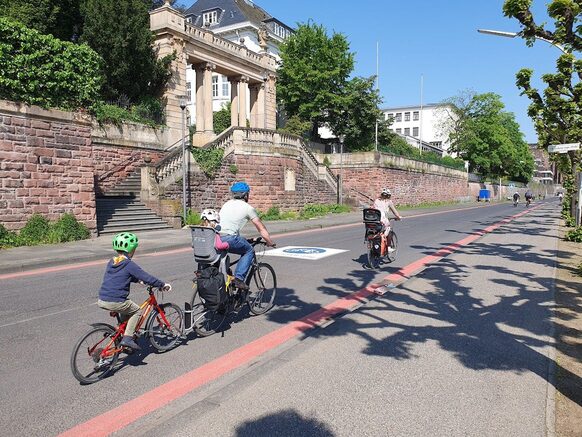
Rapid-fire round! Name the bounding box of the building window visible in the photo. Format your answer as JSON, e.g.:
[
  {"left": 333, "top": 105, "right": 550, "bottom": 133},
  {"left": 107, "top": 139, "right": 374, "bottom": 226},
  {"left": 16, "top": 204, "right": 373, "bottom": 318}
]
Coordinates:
[
  {"left": 212, "top": 76, "right": 218, "bottom": 97},
  {"left": 430, "top": 141, "right": 443, "bottom": 148},
  {"left": 221, "top": 76, "right": 229, "bottom": 97},
  {"left": 404, "top": 112, "right": 410, "bottom": 121},
  {"left": 413, "top": 127, "right": 419, "bottom": 136},
  {"left": 203, "top": 10, "right": 218, "bottom": 26},
  {"left": 273, "top": 22, "right": 289, "bottom": 39},
  {"left": 404, "top": 128, "right": 410, "bottom": 135},
  {"left": 395, "top": 112, "right": 402, "bottom": 122},
  {"left": 186, "top": 81, "right": 192, "bottom": 102},
  {"left": 396, "top": 128, "right": 402, "bottom": 134},
  {"left": 413, "top": 111, "right": 419, "bottom": 121}
]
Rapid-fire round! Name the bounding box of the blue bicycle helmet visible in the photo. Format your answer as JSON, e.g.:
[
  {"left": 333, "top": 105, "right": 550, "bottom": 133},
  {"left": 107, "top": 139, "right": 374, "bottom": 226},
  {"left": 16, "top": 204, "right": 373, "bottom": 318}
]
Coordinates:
[{"left": 231, "top": 181, "right": 250, "bottom": 194}]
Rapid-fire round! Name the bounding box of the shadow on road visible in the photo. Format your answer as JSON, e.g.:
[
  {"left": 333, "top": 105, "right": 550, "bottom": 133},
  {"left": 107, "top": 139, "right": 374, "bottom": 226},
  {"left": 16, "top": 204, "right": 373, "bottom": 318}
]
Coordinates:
[{"left": 235, "top": 409, "right": 335, "bottom": 436}]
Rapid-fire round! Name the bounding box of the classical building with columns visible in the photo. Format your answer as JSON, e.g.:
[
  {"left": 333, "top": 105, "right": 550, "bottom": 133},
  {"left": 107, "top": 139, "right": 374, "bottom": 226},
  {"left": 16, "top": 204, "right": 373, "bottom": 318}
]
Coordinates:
[
  {"left": 150, "top": 1, "right": 280, "bottom": 146},
  {"left": 182, "top": 0, "right": 293, "bottom": 130}
]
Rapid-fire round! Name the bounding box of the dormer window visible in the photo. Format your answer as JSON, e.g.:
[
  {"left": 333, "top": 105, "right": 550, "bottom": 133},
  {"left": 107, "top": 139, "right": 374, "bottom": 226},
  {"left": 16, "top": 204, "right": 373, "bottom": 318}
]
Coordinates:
[
  {"left": 203, "top": 10, "right": 218, "bottom": 26},
  {"left": 272, "top": 22, "right": 290, "bottom": 39}
]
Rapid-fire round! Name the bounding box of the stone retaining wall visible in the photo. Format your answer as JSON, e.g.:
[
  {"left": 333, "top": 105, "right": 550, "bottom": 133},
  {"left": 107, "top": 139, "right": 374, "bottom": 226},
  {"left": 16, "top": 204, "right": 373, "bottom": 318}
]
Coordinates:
[{"left": 0, "top": 101, "right": 96, "bottom": 230}]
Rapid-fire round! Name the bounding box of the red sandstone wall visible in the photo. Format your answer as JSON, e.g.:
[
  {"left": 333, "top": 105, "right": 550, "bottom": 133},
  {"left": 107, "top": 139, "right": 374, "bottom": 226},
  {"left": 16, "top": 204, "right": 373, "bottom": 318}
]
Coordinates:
[
  {"left": 339, "top": 167, "right": 468, "bottom": 206},
  {"left": 162, "top": 153, "right": 336, "bottom": 214},
  {"left": 93, "top": 146, "right": 165, "bottom": 195},
  {"left": 0, "top": 111, "right": 96, "bottom": 231}
]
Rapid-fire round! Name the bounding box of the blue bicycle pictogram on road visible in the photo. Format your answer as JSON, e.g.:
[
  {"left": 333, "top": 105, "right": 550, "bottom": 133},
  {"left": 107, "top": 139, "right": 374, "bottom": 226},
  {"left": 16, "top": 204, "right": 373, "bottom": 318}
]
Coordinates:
[{"left": 283, "top": 248, "right": 327, "bottom": 255}]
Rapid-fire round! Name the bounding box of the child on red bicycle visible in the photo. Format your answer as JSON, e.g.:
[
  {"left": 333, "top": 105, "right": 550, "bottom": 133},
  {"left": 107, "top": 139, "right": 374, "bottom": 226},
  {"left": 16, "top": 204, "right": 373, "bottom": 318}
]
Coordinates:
[{"left": 97, "top": 232, "right": 171, "bottom": 351}]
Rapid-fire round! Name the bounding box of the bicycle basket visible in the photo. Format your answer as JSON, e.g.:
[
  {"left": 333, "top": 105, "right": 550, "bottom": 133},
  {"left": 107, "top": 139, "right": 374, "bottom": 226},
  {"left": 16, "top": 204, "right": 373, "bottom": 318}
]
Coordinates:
[
  {"left": 363, "top": 208, "right": 382, "bottom": 223},
  {"left": 190, "top": 226, "right": 221, "bottom": 265}
]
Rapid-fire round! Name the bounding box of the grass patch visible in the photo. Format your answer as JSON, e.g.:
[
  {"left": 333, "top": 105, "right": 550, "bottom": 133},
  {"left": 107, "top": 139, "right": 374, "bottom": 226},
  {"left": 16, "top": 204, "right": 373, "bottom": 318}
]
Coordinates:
[
  {"left": 258, "top": 204, "right": 351, "bottom": 221},
  {"left": 397, "top": 200, "right": 461, "bottom": 210}
]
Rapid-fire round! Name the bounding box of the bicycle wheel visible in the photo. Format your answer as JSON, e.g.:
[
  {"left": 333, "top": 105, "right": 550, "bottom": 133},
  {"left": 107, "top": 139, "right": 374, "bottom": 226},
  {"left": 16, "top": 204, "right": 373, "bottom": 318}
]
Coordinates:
[
  {"left": 147, "top": 304, "right": 184, "bottom": 351},
  {"left": 386, "top": 231, "right": 398, "bottom": 263},
  {"left": 70, "top": 325, "right": 120, "bottom": 384},
  {"left": 191, "top": 292, "right": 227, "bottom": 337},
  {"left": 367, "top": 241, "right": 380, "bottom": 269},
  {"left": 248, "top": 263, "right": 277, "bottom": 315}
]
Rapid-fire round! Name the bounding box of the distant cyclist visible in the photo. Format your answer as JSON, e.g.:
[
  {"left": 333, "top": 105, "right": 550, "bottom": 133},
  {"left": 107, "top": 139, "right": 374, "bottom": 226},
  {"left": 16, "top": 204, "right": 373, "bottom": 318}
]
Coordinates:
[
  {"left": 525, "top": 190, "right": 534, "bottom": 206},
  {"left": 372, "top": 188, "right": 402, "bottom": 252},
  {"left": 512, "top": 192, "right": 520, "bottom": 207}
]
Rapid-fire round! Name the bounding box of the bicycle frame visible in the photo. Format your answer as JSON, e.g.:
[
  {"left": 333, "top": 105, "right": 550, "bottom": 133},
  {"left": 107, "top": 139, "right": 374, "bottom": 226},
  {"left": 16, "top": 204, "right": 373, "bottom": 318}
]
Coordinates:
[{"left": 94, "top": 291, "right": 171, "bottom": 359}]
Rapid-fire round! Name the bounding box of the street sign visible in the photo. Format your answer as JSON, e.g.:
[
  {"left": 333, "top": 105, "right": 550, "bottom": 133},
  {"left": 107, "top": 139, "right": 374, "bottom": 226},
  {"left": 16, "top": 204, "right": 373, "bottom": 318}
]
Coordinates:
[
  {"left": 264, "top": 246, "right": 348, "bottom": 260},
  {"left": 548, "top": 143, "right": 580, "bottom": 153}
]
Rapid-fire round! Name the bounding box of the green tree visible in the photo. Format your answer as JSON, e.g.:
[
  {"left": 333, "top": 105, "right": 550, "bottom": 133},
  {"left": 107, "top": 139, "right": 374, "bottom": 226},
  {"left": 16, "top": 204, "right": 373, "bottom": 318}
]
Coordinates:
[
  {"left": 447, "top": 92, "right": 534, "bottom": 181},
  {"left": 503, "top": 0, "right": 582, "bottom": 214},
  {"left": 0, "top": 0, "right": 82, "bottom": 41},
  {"left": 278, "top": 114, "right": 312, "bottom": 137},
  {"left": 80, "top": 0, "right": 172, "bottom": 103},
  {"left": 329, "top": 76, "right": 383, "bottom": 152},
  {"left": 277, "top": 22, "right": 354, "bottom": 139},
  {"left": 213, "top": 102, "right": 231, "bottom": 134}
]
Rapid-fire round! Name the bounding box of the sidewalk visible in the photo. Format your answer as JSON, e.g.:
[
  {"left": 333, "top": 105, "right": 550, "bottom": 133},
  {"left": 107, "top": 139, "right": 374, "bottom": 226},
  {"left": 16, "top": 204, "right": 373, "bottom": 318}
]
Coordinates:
[{"left": 0, "top": 201, "right": 499, "bottom": 275}]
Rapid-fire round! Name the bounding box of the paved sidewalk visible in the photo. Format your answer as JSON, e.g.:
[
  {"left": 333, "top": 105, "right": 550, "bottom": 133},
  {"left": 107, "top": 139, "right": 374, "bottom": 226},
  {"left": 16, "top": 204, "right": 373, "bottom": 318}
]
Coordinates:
[{"left": 0, "top": 201, "right": 499, "bottom": 275}]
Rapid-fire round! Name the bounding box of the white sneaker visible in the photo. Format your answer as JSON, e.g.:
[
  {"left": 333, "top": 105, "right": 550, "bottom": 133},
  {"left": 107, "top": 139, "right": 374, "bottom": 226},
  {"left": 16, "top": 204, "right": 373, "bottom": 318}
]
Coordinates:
[{"left": 387, "top": 247, "right": 396, "bottom": 253}]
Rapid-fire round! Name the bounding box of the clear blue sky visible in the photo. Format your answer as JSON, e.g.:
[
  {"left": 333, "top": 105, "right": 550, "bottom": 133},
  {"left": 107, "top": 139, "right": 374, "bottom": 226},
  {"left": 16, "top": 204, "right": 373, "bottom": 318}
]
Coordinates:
[{"left": 186, "top": 0, "right": 561, "bottom": 143}]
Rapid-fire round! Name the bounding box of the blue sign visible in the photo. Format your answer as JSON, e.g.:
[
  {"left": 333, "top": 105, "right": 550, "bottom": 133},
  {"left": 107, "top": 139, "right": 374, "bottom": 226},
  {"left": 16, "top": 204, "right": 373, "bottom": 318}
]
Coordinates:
[{"left": 283, "top": 248, "right": 326, "bottom": 255}]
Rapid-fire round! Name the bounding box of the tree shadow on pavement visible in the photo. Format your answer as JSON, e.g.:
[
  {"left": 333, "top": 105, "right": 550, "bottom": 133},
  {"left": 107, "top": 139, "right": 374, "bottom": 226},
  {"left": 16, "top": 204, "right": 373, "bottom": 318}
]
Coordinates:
[
  {"left": 310, "top": 236, "right": 582, "bottom": 408},
  {"left": 235, "top": 409, "right": 335, "bottom": 437}
]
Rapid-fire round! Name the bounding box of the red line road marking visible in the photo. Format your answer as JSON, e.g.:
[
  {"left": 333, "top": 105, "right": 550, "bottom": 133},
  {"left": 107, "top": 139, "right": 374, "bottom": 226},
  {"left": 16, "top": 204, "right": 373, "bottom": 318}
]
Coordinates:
[{"left": 59, "top": 204, "right": 542, "bottom": 437}]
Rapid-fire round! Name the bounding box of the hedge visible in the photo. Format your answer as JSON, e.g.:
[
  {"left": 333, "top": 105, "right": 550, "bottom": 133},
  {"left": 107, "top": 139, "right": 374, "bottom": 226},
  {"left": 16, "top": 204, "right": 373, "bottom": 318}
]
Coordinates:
[{"left": 0, "top": 17, "right": 103, "bottom": 110}]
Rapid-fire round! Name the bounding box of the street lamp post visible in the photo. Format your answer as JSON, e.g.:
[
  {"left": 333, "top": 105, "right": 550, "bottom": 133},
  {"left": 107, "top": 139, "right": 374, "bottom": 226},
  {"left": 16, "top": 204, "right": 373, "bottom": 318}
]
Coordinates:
[
  {"left": 339, "top": 134, "right": 345, "bottom": 205},
  {"left": 179, "top": 97, "right": 188, "bottom": 225},
  {"left": 477, "top": 29, "right": 567, "bottom": 53}
]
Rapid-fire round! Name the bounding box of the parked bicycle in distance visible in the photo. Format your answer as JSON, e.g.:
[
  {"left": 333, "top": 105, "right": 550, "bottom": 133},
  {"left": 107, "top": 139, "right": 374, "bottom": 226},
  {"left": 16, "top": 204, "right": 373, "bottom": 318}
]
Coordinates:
[
  {"left": 184, "top": 236, "right": 277, "bottom": 337},
  {"left": 70, "top": 286, "right": 183, "bottom": 384},
  {"left": 363, "top": 208, "right": 399, "bottom": 269}
]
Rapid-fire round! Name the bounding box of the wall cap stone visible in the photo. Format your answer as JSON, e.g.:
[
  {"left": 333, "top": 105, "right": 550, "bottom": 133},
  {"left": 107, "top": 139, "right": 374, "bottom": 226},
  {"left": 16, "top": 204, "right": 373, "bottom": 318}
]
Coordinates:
[{"left": 0, "top": 99, "right": 92, "bottom": 126}]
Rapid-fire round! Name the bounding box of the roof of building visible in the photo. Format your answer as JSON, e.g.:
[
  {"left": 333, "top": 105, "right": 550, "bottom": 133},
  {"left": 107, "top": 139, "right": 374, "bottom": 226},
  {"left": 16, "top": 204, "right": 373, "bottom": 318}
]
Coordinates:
[
  {"left": 381, "top": 103, "right": 453, "bottom": 112},
  {"left": 184, "top": 0, "right": 292, "bottom": 31}
]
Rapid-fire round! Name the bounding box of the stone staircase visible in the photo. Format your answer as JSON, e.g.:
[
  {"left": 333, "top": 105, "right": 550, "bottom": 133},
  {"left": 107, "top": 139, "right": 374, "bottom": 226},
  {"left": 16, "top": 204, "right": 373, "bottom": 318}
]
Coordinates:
[{"left": 96, "top": 171, "right": 173, "bottom": 235}]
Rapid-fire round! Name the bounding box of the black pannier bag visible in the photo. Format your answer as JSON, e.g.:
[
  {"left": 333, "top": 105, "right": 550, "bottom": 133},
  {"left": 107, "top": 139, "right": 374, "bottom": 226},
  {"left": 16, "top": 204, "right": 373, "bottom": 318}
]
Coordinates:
[{"left": 197, "top": 265, "right": 226, "bottom": 311}]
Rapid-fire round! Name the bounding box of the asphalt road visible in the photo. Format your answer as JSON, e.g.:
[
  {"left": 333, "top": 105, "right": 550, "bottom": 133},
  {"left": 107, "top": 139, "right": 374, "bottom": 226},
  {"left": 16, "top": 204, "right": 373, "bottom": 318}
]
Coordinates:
[{"left": 0, "top": 201, "right": 559, "bottom": 436}]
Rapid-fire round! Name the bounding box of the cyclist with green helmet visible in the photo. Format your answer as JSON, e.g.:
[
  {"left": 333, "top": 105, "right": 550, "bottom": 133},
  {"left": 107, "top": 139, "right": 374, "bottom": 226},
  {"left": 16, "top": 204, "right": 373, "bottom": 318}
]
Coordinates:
[{"left": 97, "top": 232, "right": 171, "bottom": 351}]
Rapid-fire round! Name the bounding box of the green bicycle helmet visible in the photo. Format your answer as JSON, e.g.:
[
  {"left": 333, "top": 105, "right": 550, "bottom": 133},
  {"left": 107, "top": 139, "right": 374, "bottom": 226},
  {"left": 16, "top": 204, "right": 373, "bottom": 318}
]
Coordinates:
[{"left": 112, "top": 232, "right": 139, "bottom": 253}]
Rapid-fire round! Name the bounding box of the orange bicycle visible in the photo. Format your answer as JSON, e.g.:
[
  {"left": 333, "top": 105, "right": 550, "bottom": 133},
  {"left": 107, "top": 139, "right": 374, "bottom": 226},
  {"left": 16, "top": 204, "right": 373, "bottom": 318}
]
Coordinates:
[{"left": 70, "top": 286, "right": 183, "bottom": 384}]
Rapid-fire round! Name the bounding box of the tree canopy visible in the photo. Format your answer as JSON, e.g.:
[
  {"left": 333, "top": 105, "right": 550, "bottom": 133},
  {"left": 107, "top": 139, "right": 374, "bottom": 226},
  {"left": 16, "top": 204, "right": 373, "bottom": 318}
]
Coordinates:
[
  {"left": 503, "top": 0, "right": 582, "bottom": 212},
  {"left": 445, "top": 91, "right": 534, "bottom": 182},
  {"left": 277, "top": 22, "right": 354, "bottom": 139}
]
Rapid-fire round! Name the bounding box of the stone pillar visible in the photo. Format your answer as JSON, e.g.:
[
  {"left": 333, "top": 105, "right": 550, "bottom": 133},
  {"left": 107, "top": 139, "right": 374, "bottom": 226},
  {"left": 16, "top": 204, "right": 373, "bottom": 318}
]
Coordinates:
[
  {"left": 249, "top": 83, "right": 259, "bottom": 128},
  {"left": 151, "top": 5, "right": 187, "bottom": 147},
  {"left": 229, "top": 76, "right": 239, "bottom": 127},
  {"left": 265, "top": 73, "right": 277, "bottom": 130},
  {"left": 203, "top": 63, "right": 215, "bottom": 134},
  {"left": 238, "top": 76, "right": 249, "bottom": 127},
  {"left": 194, "top": 64, "right": 205, "bottom": 133}
]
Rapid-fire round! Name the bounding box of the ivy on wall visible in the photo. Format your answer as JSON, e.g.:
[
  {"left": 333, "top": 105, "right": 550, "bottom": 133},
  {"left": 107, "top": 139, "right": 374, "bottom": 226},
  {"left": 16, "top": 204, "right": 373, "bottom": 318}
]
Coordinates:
[{"left": 191, "top": 147, "right": 224, "bottom": 177}]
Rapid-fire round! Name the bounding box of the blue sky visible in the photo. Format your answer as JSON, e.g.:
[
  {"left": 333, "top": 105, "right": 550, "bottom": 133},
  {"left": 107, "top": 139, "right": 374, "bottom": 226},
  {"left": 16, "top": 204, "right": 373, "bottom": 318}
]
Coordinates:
[{"left": 185, "top": 0, "right": 561, "bottom": 143}]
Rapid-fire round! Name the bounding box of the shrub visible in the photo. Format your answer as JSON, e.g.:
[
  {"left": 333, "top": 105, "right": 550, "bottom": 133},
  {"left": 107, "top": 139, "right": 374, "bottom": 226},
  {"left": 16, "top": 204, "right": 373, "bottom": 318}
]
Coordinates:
[
  {"left": 0, "top": 224, "right": 21, "bottom": 248},
  {"left": 19, "top": 214, "right": 51, "bottom": 245},
  {"left": 300, "top": 203, "right": 351, "bottom": 219},
  {"left": 47, "top": 213, "right": 90, "bottom": 243},
  {"left": 564, "top": 215, "right": 576, "bottom": 227},
  {"left": 258, "top": 207, "right": 298, "bottom": 221},
  {"left": 564, "top": 226, "right": 582, "bottom": 243},
  {"left": 0, "top": 17, "right": 103, "bottom": 110},
  {"left": 229, "top": 164, "right": 239, "bottom": 175},
  {"left": 91, "top": 98, "right": 164, "bottom": 127},
  {"left": 184, "top": 209, "right": 202, "bottom": 226},
  {"left": 191, "top": 147, "right": 224, "bottom": 177}
]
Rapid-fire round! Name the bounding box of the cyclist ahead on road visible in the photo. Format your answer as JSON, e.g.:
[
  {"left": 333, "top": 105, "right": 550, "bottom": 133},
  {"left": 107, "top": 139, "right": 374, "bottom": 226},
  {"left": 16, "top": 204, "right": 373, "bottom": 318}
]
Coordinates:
[
  {"left": 372, "top": 188, "right": 402, "bottom": 253},
  {"left": 219, "top": 182, "right": 276, "bottom": 290}
]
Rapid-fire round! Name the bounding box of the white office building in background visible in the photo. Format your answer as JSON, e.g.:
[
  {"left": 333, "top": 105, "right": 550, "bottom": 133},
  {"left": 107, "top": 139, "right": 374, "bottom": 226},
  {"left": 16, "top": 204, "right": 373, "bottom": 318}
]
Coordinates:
[{"left": 382, "top": 103, "right": 457, "bottom": 156}]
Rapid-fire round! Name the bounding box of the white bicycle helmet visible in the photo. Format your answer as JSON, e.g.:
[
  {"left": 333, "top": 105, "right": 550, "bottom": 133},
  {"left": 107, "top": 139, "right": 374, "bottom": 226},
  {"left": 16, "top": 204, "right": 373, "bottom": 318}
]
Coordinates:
[
  {"left": 381, "top": 187, "right": 392, "bottom": 196},
  {"left": 200, "top": 208, "right": 220, "bottom": 223}
]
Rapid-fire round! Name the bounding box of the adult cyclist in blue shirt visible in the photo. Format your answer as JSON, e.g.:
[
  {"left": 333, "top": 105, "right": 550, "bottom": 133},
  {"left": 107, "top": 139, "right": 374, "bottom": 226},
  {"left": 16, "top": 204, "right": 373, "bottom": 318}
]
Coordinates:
[{"left": 219, "top": 182, "right": 276, "bottom": 290}]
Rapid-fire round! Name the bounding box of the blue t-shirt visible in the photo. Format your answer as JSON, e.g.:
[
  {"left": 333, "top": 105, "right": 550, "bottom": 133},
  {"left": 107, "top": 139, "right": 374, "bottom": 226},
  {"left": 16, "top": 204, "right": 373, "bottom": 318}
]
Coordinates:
[{"left": 98, "top": 255, "right": 165, "bottom": 302}]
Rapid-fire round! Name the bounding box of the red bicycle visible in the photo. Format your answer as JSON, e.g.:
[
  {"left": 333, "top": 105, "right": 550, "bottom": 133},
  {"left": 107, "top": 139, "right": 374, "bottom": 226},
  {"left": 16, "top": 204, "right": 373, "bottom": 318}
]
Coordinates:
[{"left": 70, "top": 286, "right": 183, "bottom": 384}]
